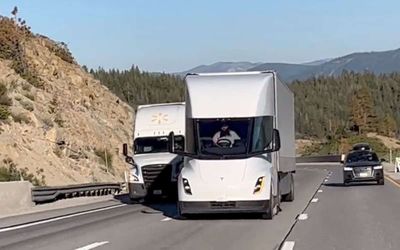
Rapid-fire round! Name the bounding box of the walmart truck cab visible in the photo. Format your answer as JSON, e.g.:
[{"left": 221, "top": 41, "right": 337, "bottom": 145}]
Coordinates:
[{"left": 123, "top": 102, "right": 185, "bottom": 200}]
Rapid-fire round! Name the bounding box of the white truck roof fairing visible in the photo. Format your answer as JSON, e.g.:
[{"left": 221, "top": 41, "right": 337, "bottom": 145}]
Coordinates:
[
  {"left": 134, "top": 102, "right": 185, "bottom": 137},
  {"left": 185, "top": 72, "right": 276, "bottom": 118}
]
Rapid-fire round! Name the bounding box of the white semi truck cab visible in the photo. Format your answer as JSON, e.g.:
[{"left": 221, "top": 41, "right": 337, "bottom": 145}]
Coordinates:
[
  {"left": 169, "top": 71, "right": 295, "bottom": 219},
  {"left": 123, "top": 102, "right": 185, "bottom": 200}
]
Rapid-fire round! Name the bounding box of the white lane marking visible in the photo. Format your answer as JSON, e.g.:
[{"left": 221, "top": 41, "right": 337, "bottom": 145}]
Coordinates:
[
  {"left": 311, "top": 198, "right": 319, "bottom": 203},
  {"left": 76, "top": 241, "right": 109, "bottom": 250},
  {"left": 0, "top": 204, "right": 126, "bottom": 233},
  {"left": 318, "top": 189, "right": 323, "bottom": 193},
  {"left": 281, "top": 241, "right": 295, "bottom": 250},
  {"left": 298, "top": 213, "right": 308, "bottom": 220},
  {"left": 161, "top": 217, "right": 172, "bottom": 222}
]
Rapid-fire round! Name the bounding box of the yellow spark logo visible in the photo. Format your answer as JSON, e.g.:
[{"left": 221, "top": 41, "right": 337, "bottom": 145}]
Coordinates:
[{"left": 151, "top": 113, "right": 168, "bottom": 124}]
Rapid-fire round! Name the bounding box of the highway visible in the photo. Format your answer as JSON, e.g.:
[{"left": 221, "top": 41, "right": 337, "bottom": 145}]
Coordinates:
[{"left": 0, "top": 164, "right": 399, "bottom": 250}]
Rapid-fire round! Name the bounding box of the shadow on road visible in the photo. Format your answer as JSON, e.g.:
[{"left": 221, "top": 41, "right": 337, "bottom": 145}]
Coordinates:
[
  {"left": 113, "top": 194, "right": 266, "bottom": 220},
  {"left": 324, "top": 182, "right": 380, "bottom": 187}
]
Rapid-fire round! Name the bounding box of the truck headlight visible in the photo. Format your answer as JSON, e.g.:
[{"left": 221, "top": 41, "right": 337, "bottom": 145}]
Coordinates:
[
  {"left": 343, "top": 167, "right": 353, "bottom": 171},
  {"left": 373, "top": 165, "right": 383, "bottom": 170},
  {"left": 182, "top": 178, "right": 192, "bottom": 195},
  {"left": 253, "top": 176, "right": 265, "bottom": 194}
]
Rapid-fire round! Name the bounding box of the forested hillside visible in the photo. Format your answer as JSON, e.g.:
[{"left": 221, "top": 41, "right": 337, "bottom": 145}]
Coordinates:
[
  {"left": 290, "top": 71, "right": 400, "bottom": 139},
  {"left": 93, "top": 68, "right": 400, "bottom": 142},
  {"left": 91, "top": 67, "right": 184, "bottom": 108}
]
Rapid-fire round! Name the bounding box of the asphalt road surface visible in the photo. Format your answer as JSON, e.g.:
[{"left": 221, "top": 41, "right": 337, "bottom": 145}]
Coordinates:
[{"left": 1, "top": 164, "right": 399, "bottom": 250}]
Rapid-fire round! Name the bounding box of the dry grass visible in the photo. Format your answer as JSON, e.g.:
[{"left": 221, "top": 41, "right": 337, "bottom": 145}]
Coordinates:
[
  {"left": 11, "top": 111, "right": 31, "bottom": 124},
  {"left": 20, "top": 99, "right": 34, "bottom": 111}
]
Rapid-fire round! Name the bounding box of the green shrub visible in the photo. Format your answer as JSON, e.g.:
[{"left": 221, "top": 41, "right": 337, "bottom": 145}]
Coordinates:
[
  {"left": 45, "top": 40, "right": 75, "bottom": 64},
  {"left": 0, "top": 105, "right": 11, "bottom": 120},
  {"left": 0, "top": 158, "right": 46, "bottom": 186},
  {"left": 94, "top": 148, "right": 113, "bottom": 172},
  {"left": 0, "top": 82, "right": 7, "bottom": 96},
  {"left": 21, "top": 83, "right": 31, "bottom": 92},
  {"left": 11, "top": 112, "right": 31, "bottom": 124},
  {"left": 23, "top": 92, "right": 35, "bottom": 101},
  {"left": 0, "top": 16, "right": 44, "bottom": 89},
  {"left": 0, "top": 81, "right": 12, "bottom": 106},
  {"left": 20, "top": 100, "right": 34, "bottom": 111},
  {"left": 49, "top": 96, "right": 58, "bottom": 114},
  {"left": 41, "top": 116, "right": 53, "bottom": 128},
  {"left": 54, "top": 113, "right": 65, "bottom": 127},
  {"left": 0, "top": 94, "right": 12, "bottom": 106},
  {"left": 53, "top": 147, "right": 63, "bottom": 158}
]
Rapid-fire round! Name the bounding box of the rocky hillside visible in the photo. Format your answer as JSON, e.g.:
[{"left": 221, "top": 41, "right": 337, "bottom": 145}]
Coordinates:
[{"left": 0, "top": 15, "right": 134, "bottom": 185}]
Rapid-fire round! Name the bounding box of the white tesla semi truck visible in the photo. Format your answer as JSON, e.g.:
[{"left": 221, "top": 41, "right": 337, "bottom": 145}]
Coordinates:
[
  {"left": 169, "top": 71, "right": 295, "bottom": 219},
  {"left": 123, "top": 102, "right": 185, "bottom": 201}
]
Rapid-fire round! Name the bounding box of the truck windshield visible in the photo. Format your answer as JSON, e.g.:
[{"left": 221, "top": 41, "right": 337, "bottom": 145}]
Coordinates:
[
  {"left": 134, "top": 136, "right": 184, "bottom": 154},
  {"left": 194, "top": 116, "right": 273, "bottom": 158}
]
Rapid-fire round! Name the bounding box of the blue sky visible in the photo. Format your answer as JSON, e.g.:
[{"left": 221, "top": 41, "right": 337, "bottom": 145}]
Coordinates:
[{"left": 1, "top": 0, "right": 400, "bottom": 72}]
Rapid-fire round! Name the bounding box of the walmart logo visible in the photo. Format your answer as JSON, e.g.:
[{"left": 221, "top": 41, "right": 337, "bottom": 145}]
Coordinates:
[{"left": 151, "top": 113, "right": 169, "bottom": 124}]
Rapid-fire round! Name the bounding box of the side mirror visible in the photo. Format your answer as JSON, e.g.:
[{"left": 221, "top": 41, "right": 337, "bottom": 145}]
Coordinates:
[
  {"left": 168, "top": 131, "right": 175, "bottom": 154},
  {"left": 122, "top": 143, "right": 135, "bottom": 165},
  {"left": 122, "top": 143, "right": 128, "bottom": 156},
  {"left": 380, "top": 158, "right": 386, "bottom": 162},
  {"left": 271, "top": 129, "right": 281, "bottom": 152}
]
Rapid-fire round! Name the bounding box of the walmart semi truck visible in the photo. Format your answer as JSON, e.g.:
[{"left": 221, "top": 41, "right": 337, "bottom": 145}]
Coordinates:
[
  {"left": 169, "top": 71, "right": 295, "bottom": 219},
  {"left": 123, "top": 102, "right": 185, "bottom": 200}
]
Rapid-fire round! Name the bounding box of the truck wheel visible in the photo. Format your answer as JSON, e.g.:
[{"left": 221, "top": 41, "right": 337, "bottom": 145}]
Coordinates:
[
  {"left": 377, "top": 178, "right": 385, "bottom": 185},
  {"left": 129, "top": 197, "right": 144, "bottom": 204},
  {"left": 176, "top": 202, "right": 187, "bottom": 220},
  {"left": 281, "top": 173, "right": 294, "bottom": 202},
  {"left": 262, "top": 186, "right": 274, "bottom": 220}
]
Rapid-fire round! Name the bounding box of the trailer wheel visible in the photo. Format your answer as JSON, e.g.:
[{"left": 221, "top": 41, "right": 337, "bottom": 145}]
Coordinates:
[
  {"left": 281, "top": 173, "right": 294, "bottom": 202},
  {"left": 262, "top": 185, "right": 274, "bottom": 220}
]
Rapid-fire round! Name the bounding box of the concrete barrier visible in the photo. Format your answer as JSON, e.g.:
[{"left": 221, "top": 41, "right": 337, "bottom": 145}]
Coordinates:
[{"left": 0, "top": 181, "right": 33, "bottom": 216}]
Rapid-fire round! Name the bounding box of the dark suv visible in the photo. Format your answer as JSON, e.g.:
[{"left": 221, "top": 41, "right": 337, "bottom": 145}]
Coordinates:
[{"left": 342, "top": 150, "right": 384, "bottom": 185}]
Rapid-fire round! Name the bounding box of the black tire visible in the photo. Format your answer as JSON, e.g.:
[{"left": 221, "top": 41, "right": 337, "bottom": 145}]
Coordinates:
[
  {"left": 129, "top": 196, "right": 143, "bottom": 204},
  {"left": 262, "top": 186, "right": 274, "bottom": 220},
  {"left": 281, "top": 173, "right": 295, "bottom": 202},
  {"left": 377, "top": 178, "right": 385, "bottom": 185},
  {"left": 176, "top": 202, "right": 187, "bottom": 220}
]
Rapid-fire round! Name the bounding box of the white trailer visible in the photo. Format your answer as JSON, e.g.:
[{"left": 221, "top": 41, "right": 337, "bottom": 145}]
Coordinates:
[
  {"left": 123, "top": 102, "right": 185, "bottom": 200},
  {"left": 169, "top": 71, "right": 295, "bottom": 219}
]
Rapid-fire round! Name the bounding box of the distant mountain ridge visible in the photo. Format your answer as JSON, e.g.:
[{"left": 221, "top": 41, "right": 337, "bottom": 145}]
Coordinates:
[{"left": 177, "top": 48, "right": 400, "bottom": 82}]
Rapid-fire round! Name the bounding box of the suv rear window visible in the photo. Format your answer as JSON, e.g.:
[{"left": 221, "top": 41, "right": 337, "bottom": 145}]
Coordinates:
[{"left": 346, "top": 151, "right": 379, "bottom": 163}]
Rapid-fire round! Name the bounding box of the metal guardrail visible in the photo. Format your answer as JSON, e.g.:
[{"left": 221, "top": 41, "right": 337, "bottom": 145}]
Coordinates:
[
  {"left": 31, "top": 183, "right": 122, "bottom": 203},
  {"left": 30, "top": 156, "right": 339, "bottom": 203},
  {"left": 296, "top": 155, "right": 341, "bottom": 163}
]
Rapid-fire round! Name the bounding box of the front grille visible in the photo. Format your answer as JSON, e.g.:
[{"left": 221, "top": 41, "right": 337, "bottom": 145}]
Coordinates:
[
  {"left": 142, "top": 164, "right": 172, "bottom": 193},
  {"left": 210, "top": 201, "right": 237, "bottom": 209}
]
